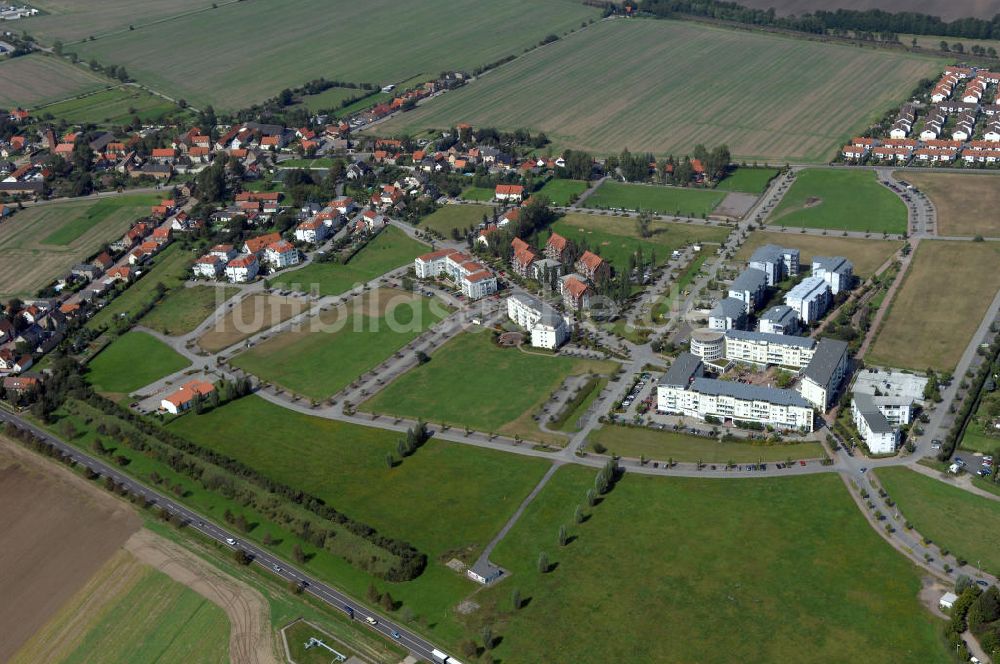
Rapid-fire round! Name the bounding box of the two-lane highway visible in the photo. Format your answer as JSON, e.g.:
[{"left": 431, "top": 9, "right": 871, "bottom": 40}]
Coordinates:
[{"left": 0, "top": 408, "right": 446, "bottom": 662}]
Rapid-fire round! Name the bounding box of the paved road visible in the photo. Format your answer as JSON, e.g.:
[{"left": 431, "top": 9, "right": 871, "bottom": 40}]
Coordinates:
[{"left": 0, "top": 407, "right": 450, "bottom": 662}]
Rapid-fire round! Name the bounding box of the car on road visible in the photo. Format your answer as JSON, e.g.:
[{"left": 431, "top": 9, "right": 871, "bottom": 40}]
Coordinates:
[
  {"left": 365, "top": 616, "right": 378, "bottom": 626},
  {"left": 978, "top": 580, "right": 990, "bottom": 587},
  {"left": 931, "top": 439, "right": 942, "bottom": 449},
  {"left": 225, "top": 538, "right": 237, "bottom": 546},
  {"left": 391, "top": 630, "right": 401, "bottom": 639},
  {"left": 799, "top": 460, "right": 806, "bottom": 466},
  {"left": 272, "top": 564, "right": 283, "bottom": 573},
  {"left": 859, "top": 467, "right": 867, "bottom": 474}
]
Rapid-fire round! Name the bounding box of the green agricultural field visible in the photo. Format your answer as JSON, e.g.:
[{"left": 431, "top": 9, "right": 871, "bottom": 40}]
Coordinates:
[
  {"left": 34, "top": 86, "right": 180, "bottom": 124},
  {"left": 169, "top": 395, "right": 550, "bottom": 642},
  {"left": 0, "top": 54, "right": 109, "bottom": 108},
  {"left": 768, "top": 169, "right": 908, "bottom": 233},
  {"left": 420, "top": 204, "right": 494, "bottom": 236},
  {"left": 475, "top": 467, "right": 949, "bottom": 663},
  {"left": 734, "top": 231, "right": 902, "bottom": 278},
  {"left": 139, "top": 284, "right": 240, "bottom": 336},
  {"left": 65, "top": 0, "right": 598, "bottom": 109},
  {"left": 584, "top": 181, "right": 725, "bottom": 217},
  {"left": 868, "top": 241, "right": 1000, "bottom": 373},
  {"left": 588, "top": 425, "right": 825, "bottom": 462},
  {"left": 87, "top": 244, "right": 196, "bottom": 331},
  {"left": 23, "top": 0, "right": 210, "bottom": 43},
  {"left": 716, "top": 167, "right": 780, "bottom": 194},
  {"left": 537, "top": 179, "right": 588, "bottom": 206},
  {"left": 86, "top": 331, "right": 190, "bottom": 395},
  {"left": 877, "top": 467, "right": 1000, "bottom": 575},
  {"left": 0, "top": 194, "right": 164, "bottom": 300},
  {"left": 459, "top": 186, "right": 495, "bottom": 202},
  {"left": 231, "top": 289, "right": 449, "bottom": 399},
  {"left": 363, "top": 332, "right": 618, "bottom": 442},
  {"left": 274, "top": 226, "right": 426, "bottom": 297},
  {"left": 295, "top": 86, "right": 367, "bottom": 113},
  {"left": 375, "top": 19, "right": 942, "bottom": 162},
  {"left": 544, "top": 212, "right": 728, "bottom": 272}
]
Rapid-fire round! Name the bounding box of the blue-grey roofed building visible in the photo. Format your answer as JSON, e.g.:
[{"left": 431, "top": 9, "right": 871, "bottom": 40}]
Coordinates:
[
  {"left": 749, "top": 244, "right": 800, "bottom": 286},
  {"left": 812, "top": 256, "right": 854, "bottom": 294},
  {"left": 690, "top": 377, "right": 812, "bottom": 408},
  {"left": 728, "top": 268, "right": 768, "bottom": 313},
  {"left": 660, "top": 352, "right": 704, "bottom": 388},
  {"left": 798, "top": 338, "right": 849, "bottom": 410},
  {"left": 758, "top": 305, "right": 800, "bottom": 335},
  {"left": 709, "top": 297, "right": 748, "bottom": 331},
  {"left": 784, "top": 275, "right": 831, "bottom": 324}
]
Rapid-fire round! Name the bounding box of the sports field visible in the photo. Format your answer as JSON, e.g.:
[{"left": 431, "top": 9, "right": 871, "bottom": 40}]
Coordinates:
[
  {"left": 734, "top": 231, "right": 903, "bottom": 277},
  {"left": 169, "top": 395, "right": 550, "bottom": 640},
  {"left": 477, "top": 467, "right": 948, "bottom": 663},
  {"left": 86, "top": 331, "right": 190, "bottom": 395},
  {"left": 375, "top": 19, "right": 942, "bottom": 161},
  {"left": 65, "top": 0, "right": 598, "bottom": 109},
  {"left": 421, "top": 204, "right": 494, "bottom": 236},
  {"left": 584, "top": 181, "right": 725, "bottom": 217},
  {"left": 363, "top": 332, "right": 618, "bottom": 442},
  {"left": 545, "top": 212, "right": 729, "bottom": 272},
  {"left": 768, "top": 169, "right": 908, "bottom": 233},
  {"left": 588, "top": 425, "right": 825, "bottom": 462},
  {"left": 0, "top": 54, "right": 109, "bottom": 107},
  {"left": 716, "top": 167, "right": 780, "bottom": 194},
  {"left": 0, "top": 194, "right": 164, "bottom": 300},
  {"left": 196, "top": 293, "right": 309, "bottom": 353},
  {"left": 34, "top": 86, "right": 179, "bottom": 125},
  {"left": 139, "top": 284, "right": 240, "bottom": 336},
  {"left": 877, "top": 467, "right": 1000, "bottom": 575},
  {"left": 537, "top": 178, "right": 588, "bottom": 206},
  {"left": 231, "top": 289, "right": 449, "bottom": 399},
  {"left": 868, "top": 241, "right": 1000, "bottom": 372},
  {"left": 896, "top": 171, "right": 1000, "bottom": 237},
  {"left": 274, "top": 226, "right": 426, "bottom": 296}
]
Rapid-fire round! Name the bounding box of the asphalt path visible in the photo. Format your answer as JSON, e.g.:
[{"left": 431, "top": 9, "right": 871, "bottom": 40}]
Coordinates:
[{"left": 0, "top": 408, "right": 447, "bottom": 662}]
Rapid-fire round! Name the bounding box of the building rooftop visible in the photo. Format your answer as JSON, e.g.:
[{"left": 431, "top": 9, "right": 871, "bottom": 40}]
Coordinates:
[
  {"left": 760, "top": 305, "right": 799, "bottom": 324},
  {"left": 802, "top": 338, "right": 849, "bottom": 387},
  {"left": 749, "top": 244, "right": 798, "bottom": 264},
  {"left": 725, "top": 329, "right": 816, "bottom": 349},
  {"left": 730, "top": 268, "right": 767, "bottom": 292},
  {"left": 852, "top": 368, "right": 928, "bottom": 403},
  {"left": 853, "top": 392, "right": 894, "bottom": 434},
  {"left": 690, "top": 377, "right": 812, "bottom": 408},
  {"left": 812, "top": 256, "right": 853, "bottom": 274},
  {"left": 785, "top": 276, "right": 830, "bottom": 302},
  {"left": 660, "top": 352, "right": 704, "bottom": 388},
  {"left": 710, "top": 297, "right": 747, "bottom": 320}
]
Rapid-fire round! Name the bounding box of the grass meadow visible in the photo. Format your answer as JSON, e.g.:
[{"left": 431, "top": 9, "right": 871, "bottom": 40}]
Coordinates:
[
  {"left": 537, "top": 178, "right": 588, "bottom": 205},
  {"left": 139, "top": 284, "right": 240, "bottom": 336},
  {"left": 23, "top": 0, "right": 210, "bottom": 43},
  {"left": 584, "top": 181, "right": 725, "bottom": 216},
  {"left": 376, "top": 19, "right": 942, "bottom": 161},
  {"left": 86, "top": 330, "right": 190, "bottom": 395},
  {"left": 877, "top": 467, "right": 1000, "bottom": 575},
  {"left": 868, "top": 241, "right": 1000, "bottom": 372},
  {"left": 716, "top": 167, "right": 780, "bottom": 194},
  {"left": 897, "top": 171, "right": 1000, "bottom": 237},
  {"left": 35, "top": 86, "right": 180, "bottom": 125},
  {"left": 64, "top": 0, "right": 598, "bottom": 109},
  {"left": 459, "top": 186, "right": 495, "bottom": 202},
  {"left": 0, "top": 194, "right": 164, "bottom": 300},
  {"left": 588, "top": 425, "right": 825, "bottom": 462},
  {"left": 768, "top": 169, "right": 908, "bottom": 233},
  {"left": 273, "top": 226, "right": 426, "bottom": 297},
  {"left": 362, "top": 332, "right": 618, "bottom": 442},
  {"left": 0, "top": 54, "right": 109, "bottom": 107},
  {"left": 196, "top": 294, "right": 308, "bottom": 353},
  {"left": 545, "top": 212, "right": 728, "bottom": 272},
  {"left": 231, "top": 290, "right": 449, "bottom": 399},
  {"left": 734, "top": 231, "right": 902, "bottom": 278},
  {"left": 420, "top": 204, "right": 495, "bottom": 236},
  {"left": 472, "top": 467, "right": 949, "bottom": 663}
]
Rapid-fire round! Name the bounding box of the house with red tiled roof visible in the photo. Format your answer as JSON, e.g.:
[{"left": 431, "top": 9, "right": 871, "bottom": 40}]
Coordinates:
[
  {"left": 560, "top": 274, "right": 591, "bottom": 310},
  {"left": 3, "top": 375, "right": 40, "bottom": 394},
  {"left": 264, "top": 240, "right": 300, "bottom": 268},
  {"left": 495, "top": 184, "right": 524, "bottom": 202},
  {"left": 160, "top": 379, "right": 216, "bottom": 414},
  {"left": 575, "top": 250, "right": 609, "bottom": 282},
  {"left": 512, "top": 242, "right": 538, "bottom": 278},
  {"left": 151, "top": 148, "right": 177, "bottom": 162},
  {"left": 544, "top": 232, "right": 571, "bottom": 263},
  {"left": 225, "top": 254, "right": 259, "bottom": 283},
  {"left": 107, "top": 266, "right": 133, "bottom": 283},
  {"left": 242, "top": 232, "right": 282, "bottom": 256},
  {"left": 53, "top": 142, "right": 74, "bottom": 155}
]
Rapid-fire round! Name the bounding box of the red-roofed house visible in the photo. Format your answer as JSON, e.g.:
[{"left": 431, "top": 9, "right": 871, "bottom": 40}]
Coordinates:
[
  {"left": 264, "top": 240, "right": 300, "bottom": 268},
  {"left": 242, "top": 232, "right": 282, "bottom": 256},
  {"left": 160, "top": 379, "right": 216, "bottom": 415},
  {"left": 225, "top": 254, "right": 259, "bottom": 283},
  {"left": 495, "top": 184, "right": 525, "bottom": 202},
  {"left": 295, "top": 218, "right": 330, "bottom": 244},
  {"left": 544, "top": 232, "right": 571, "bottom": 263},
  {"left": 560, "top": 275, "right": 591, "bottom": 310},
  {"left": 575, "top": 250, "right": 609, "bottom": 282}
]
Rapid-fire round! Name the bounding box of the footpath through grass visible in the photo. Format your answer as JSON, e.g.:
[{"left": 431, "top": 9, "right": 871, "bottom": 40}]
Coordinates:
[
  {"left": 584, "top": 181, "right": 724, "bottom": 216},
  {"left": 588, "top": 424, "right": 825, "bottom": 462},
  {"left": 86, "top": 330, "right": 190, "bottom": 395},
  {"left": 274, "top": 226, "right": 426, "bottom": 296},
  {"left": 877, "top": 467, "right": 1000, "bottom": 575},
  {"left": 769, "top": 168, "right": 907, "bottom": 234},
  {"left": 475, "top": 467, "right": 949, "bottom": 663}
]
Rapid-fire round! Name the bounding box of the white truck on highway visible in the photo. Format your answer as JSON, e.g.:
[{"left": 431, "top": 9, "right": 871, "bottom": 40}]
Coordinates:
[{"left": 431, "top": 649, "right": 464, "bottom": 664}]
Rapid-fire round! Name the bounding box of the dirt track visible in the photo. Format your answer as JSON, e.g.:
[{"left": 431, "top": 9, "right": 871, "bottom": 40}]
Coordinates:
[
  {"left": 0, "top": 437, "right": 141, "bottom": 661},
  {"left": 124, "top": 529, "right": 279, "bottom": 664}
]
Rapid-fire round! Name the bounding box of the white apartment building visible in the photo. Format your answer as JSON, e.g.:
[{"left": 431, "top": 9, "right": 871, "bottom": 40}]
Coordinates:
[
  {"left": 294, "top": 218, "right": 330, "bottom": 244},
  {"left": 414, "top": 248, "right": 497, "bottom": 300},
  {"left": 784, "top": 276, "right": 831, "bottom": 324},
  {"left": 812, "top": 256, "right": 853, "bottom": 295},
  {"left": 225, "top": 254, "right": 259, "bottom": 283},
  {"left": 709, "top": 297, "right": 747, "bottom": 331},
  {"left": 193, "top": 255, "right": 224, "bottom": 278},
  {"left": 758, "top": 305, "right": 800, "bottom": 335},
  {"left": 851, "top": 393, "right": 900, "bottom": 454},
  {"left": 264, "top": 240, "right": 301, "bottom": 269},
  {"left": 728, "top": 268, "right": 768, "bottom": 313},
  {"left": 749, "top": 244, "right": 800, "bottom": 286},
  {"left": 506, "top": 293, "right": 569, "bottom": 350},
  {"left": 797, "top": 338, "right": 849, "bottom": 410},
  {"left": 723, "top": 330, "right": 816, "bottom": 368}
]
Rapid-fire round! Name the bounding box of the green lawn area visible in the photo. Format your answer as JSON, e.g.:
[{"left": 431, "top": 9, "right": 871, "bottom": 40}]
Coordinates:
[
  {"left": 877, "top": 467, "right": 1000, "bottom": 575},
  {"left": 295, "top": 86, "right": 366, "bottom": 112},
  {"left": 86, "top": 330, "right": 190, "bottom": 395},
  {"left": 61, "top": 564, "right": 229, "bottom": 664},
  {"left": 554, "top": 376, "right": 607, "bottom": 433},
  {"left": 475, "top": 467, "right": 949, "bottom": 663},
  {"left": 139, "top": 284, "right": 240, "bottom": 336},
  {"left": 87, "top": 244, "right": 195, "bottom": 331},
  {"left": 35, "top": 86, "right": 180, "bottom": 125},
  {"left": 961, "top": 401, "right": 1000, "bottom": 454},
  {"left": 420, "top": 204, "right": 494, "bottom": 236},
  {"left": 459, "top": 186, "right": 495, "bottom": 202},
  {"left": 769, "top": 169, "right": 908, "bottom": 234},
  {"left": 279, "top": 158, "right": 335, "bottom": 169},
  {"left": 584, "top": 181, "right": 724, "bottom": 216},
  {"left": 230, "top": 291, "right": 449, "bottom": 400},
  {"left": 41, "top": 194, "right": 163, "bottom": 246},
  {"left": 168, "top": 395, "right": 550, "bottom": 643},
  {"left": 537, "top": 178, "right": 588, "bottom": 206},
  {"left": 588, "top": 424, "right": 825, "bottom": 462},
  {"left": 284, "top": 621, "right": 362, "bottom": 664},
  {"left": 363, "top": 332, "right": 618, "bottom": 442},
  {"left": 716, "top": 167, "right": 779, "bottom": 194},
  {"left": 274, "top": 226, "right": 426, "bottom": 297},
  {"left": 544, "top": 212, "right": 728, "bottom": 272}
]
